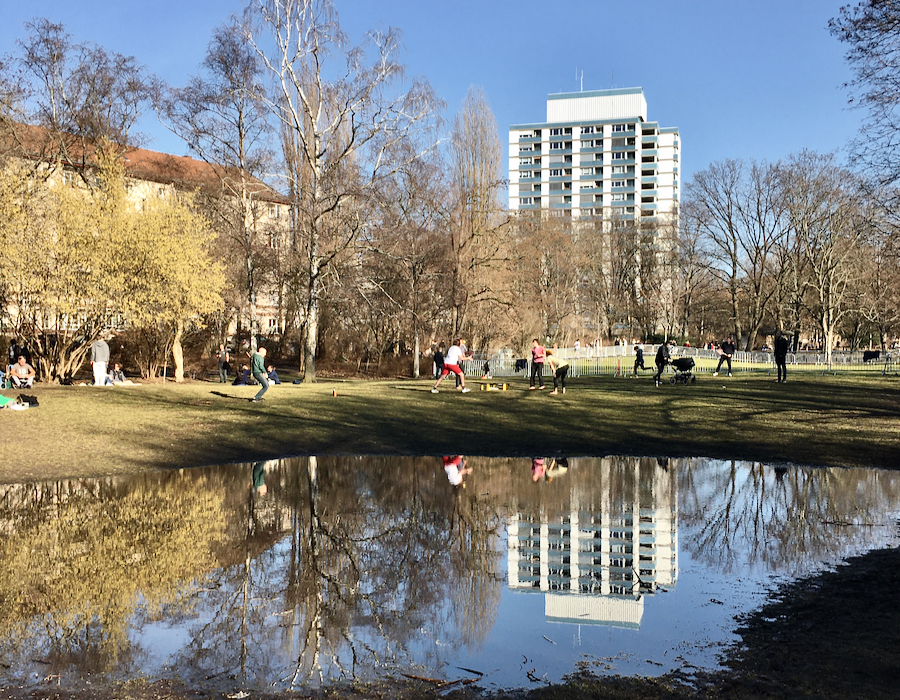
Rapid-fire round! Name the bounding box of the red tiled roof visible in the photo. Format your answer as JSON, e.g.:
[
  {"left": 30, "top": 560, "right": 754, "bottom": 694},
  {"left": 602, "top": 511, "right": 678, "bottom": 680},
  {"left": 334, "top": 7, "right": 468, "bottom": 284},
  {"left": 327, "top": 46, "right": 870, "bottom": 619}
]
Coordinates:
[{"left": 1, "top": 122, "right": 289, "bottom": 204}]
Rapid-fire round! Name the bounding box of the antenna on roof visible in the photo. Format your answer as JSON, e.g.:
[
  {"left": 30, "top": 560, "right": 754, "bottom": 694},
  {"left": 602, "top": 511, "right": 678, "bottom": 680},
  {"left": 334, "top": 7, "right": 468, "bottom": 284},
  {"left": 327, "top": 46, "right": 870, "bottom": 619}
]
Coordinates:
[
  {"left": 580, "top": 70, "right": 583, "bottom": 92},
  {"left": 611, "top": 71, "right": 615, "bottom": 88}
]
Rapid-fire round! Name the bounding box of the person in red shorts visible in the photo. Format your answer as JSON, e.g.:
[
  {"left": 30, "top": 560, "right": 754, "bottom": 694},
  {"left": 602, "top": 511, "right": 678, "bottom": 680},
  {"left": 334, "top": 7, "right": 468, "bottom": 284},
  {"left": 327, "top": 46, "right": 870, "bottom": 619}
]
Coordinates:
[{"left": 431, "top": 338, "right": 471, "bottom": 393}]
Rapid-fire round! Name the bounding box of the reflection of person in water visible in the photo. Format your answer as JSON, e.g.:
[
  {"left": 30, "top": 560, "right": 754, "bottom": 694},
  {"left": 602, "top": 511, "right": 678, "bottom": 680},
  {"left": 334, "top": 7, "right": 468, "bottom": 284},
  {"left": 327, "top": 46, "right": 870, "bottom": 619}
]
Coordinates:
[
  {"left": 251, "top": 460, "right": 267, "bottom": 496},
  {"left": 442, "top": 455, "right": 472, "bottom": 486},
  {"left": 545, "top": 457, "right": 569, "bottom": 482},
  {"left": 531, "top": 457, "right": 546, "bottom": 482}
]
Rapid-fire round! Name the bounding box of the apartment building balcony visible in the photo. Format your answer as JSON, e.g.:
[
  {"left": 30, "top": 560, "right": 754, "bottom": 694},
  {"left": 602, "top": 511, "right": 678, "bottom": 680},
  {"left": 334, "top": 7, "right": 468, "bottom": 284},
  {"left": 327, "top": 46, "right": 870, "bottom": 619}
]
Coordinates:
[{"left": 517, "top": 135, "right": 541, "bottom": 143}]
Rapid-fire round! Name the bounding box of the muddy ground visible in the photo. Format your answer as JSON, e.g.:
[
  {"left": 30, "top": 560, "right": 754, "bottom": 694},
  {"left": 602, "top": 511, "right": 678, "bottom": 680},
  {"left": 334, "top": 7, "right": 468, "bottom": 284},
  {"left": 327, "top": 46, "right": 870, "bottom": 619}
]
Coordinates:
[{"left": 4, "top": 545, "right": 897, "bottom": 700}]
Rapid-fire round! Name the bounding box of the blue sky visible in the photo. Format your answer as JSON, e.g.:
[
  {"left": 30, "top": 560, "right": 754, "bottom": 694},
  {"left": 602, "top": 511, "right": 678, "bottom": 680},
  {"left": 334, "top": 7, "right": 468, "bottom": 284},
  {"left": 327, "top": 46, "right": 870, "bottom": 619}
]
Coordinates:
[{"left": 0, "top": 0, "right": 861, "bottom": 185}]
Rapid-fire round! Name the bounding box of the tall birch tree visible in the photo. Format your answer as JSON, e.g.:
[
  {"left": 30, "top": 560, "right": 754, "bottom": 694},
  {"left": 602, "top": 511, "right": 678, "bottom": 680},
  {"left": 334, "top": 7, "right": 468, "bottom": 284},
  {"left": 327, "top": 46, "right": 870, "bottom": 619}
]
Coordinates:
[{"left": 245, "top": 0, "right": 439, "bottom": 381}]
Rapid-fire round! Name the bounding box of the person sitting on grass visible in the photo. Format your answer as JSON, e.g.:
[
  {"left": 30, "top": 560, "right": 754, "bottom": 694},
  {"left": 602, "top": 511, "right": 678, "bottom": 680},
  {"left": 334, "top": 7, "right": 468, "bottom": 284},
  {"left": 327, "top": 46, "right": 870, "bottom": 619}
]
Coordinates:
[
  {"left": 266, "top": 365, "right": 281, "bottom": 384},
  {"left": 106, "top": 362, "right": 126, "bottom": 384},
  {"left": 9, "top": 355, "right": 35, "bottom": 389},
  {"left": 233, "top": 364, "right": 251, "bottom": 386}
]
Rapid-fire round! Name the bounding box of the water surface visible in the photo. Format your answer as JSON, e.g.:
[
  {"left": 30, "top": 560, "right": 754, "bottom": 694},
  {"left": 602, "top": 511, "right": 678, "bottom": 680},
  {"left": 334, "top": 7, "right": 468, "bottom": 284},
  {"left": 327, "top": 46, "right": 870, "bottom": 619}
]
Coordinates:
[{"left": 1, "top": 456, "right": 897, "bottom": 693}]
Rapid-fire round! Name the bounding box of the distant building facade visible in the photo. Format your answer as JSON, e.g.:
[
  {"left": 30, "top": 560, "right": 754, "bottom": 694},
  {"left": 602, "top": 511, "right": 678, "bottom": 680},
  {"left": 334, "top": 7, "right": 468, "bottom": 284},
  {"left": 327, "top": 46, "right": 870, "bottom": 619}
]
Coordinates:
[
  {"left": 0, "top": 123, "right": 290, "bottom": 339},
  {"left": 508, "top": 88, "right": 680, "bottom": 225}
]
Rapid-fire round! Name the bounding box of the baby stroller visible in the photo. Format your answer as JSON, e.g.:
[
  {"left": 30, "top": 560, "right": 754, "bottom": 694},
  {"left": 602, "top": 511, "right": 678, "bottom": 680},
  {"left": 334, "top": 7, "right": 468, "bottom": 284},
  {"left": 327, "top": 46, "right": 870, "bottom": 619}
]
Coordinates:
[{"left": 669, "top": 357, "right": 696, "bottom": 385}]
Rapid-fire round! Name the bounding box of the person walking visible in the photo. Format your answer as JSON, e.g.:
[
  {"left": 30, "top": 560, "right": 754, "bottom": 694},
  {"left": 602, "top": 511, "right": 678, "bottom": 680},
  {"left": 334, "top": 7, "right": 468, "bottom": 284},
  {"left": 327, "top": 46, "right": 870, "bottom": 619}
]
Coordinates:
[
  {"left": 713, "top": 336, "right": 736, "bottom": 377},
  {"left": 529, "top": 338, "right": 546, "bottom": 390},
  {"left": 653, "top": 339, "right": 675, "bottom": 387},
  {"left": 91, "top": 336, "right": 110, "bottom": 386},
  {"left": 250, "top": 347, "right": 269, "bottom": 402},
  {"left": 546, "top": 345, "right": 569, "bottom": 395},
  {"left": 774, "top": 329, "right": 789, "bottom": 383},
  {"left": 431, "top": 339, "right": 471, "bottom": 394}
]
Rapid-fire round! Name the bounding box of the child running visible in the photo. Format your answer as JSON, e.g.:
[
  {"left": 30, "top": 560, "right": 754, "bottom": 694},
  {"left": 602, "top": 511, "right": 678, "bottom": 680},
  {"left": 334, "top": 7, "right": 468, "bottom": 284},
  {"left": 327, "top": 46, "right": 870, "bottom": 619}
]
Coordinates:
[{"left": 431, "top": 338, "right": 471, "bottom": 393}]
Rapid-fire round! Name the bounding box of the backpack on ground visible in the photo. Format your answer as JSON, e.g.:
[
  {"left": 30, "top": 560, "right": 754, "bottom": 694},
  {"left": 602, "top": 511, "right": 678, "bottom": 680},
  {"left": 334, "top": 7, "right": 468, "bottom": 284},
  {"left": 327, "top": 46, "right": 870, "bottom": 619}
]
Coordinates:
[{"left": 16, "top": 394, "right": 39, "bottom": 407}]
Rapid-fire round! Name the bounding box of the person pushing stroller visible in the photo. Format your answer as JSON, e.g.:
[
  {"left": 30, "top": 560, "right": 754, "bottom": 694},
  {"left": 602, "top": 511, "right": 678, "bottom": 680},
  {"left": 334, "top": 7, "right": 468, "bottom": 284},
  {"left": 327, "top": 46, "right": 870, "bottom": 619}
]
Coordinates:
[{"left": 653, "top": 339, "right": 676, "bottom": 387}]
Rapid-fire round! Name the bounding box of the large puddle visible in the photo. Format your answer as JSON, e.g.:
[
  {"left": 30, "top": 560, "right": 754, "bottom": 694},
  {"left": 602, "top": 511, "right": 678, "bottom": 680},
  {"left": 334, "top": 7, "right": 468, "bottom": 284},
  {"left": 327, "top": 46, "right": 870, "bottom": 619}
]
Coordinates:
[{"left": 2, "top": 456, "right": 898, "bottom": 693}]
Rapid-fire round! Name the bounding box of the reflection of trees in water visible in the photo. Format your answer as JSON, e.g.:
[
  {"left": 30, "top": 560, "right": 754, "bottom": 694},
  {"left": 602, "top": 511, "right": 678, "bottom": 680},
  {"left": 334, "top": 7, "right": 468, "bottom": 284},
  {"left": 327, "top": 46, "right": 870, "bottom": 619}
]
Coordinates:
[
  {"left": 679, "top": 460, "right": 900, "bottom": 574},
  {"left": 0, "top": 473, "right": 227, "bottom": 677},
  {"left": 169, "top": 456, "right": 504, "bottom": 688},
  {"left": 2, "top": 456, "right": 894, "bottom": 689}
]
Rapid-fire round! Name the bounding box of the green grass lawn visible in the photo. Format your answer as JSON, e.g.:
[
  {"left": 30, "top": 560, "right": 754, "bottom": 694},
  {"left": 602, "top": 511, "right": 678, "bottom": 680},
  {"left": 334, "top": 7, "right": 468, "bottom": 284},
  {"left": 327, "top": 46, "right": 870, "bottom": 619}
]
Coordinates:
[{"left": 2, "top": 371, "right": 898, "bottom": 483}]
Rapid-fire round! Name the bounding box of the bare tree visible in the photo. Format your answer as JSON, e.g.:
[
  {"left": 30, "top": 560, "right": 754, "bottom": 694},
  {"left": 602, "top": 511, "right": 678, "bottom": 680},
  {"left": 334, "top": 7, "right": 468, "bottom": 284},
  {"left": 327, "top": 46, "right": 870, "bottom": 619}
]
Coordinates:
[
  {"left": 685, "top": 159, "right": 785, "bottom": 349},
  {"left": 364, "top": 144, "right": 449, "bottom": 377},
  {"left": 673, "top": 209, "right": 718, "bottom": 339},
  {"left": 6, "top": 19, "right": 159, "bottom": 171},
  {"left": 162, "top": 18, "right": 277, "bottom": 351},
  {"left": 447, "top": 86, "right": 510, "bottom": 343},
  {"left": 778, "top": 151, "right": 866, "bottom": 365},
  {"left": 245, "top": 0, "right": 440, "bottom": 381},
  {"left": 830, "top": 1, "right": 900, "bottom": 190}
]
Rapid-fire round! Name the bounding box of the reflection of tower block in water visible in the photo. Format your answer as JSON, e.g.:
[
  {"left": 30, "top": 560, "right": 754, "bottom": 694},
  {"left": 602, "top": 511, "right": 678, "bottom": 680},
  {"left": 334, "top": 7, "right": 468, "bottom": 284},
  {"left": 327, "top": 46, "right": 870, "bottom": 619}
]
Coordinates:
[{"left": 480, "top": 382, "right": 508, "bottom": 391}]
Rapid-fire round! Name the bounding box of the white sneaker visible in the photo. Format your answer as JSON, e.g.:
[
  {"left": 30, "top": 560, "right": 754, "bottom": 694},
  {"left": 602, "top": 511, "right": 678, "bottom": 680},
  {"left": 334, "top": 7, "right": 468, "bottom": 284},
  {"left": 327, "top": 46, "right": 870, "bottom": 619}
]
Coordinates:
[
  {"left": 712, "top": 372, "right": 718, "bottom": 377},
  {"left": 430, "top": 388, "right": 439, "bottom": 393},
  {"left": 461, "top": 387, "right": 471, "bottom": 393},
  {"left": 727, "top": 372, "right": 732, "bottom": 377}
]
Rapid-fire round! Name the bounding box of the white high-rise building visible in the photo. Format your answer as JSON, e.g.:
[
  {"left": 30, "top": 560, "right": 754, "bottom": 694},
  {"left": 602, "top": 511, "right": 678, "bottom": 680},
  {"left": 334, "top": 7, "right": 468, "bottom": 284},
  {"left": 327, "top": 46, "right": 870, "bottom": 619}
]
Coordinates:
[{"left": 509, "top": 87, "right": 680, "bottom": 224}]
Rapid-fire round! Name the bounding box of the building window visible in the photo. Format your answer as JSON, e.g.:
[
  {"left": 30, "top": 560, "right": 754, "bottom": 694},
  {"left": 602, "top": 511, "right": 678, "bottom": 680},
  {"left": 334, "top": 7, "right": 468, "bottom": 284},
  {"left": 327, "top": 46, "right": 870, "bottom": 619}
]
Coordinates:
[
  {"left": 581, "top": 126, "right": 595, "bottom": 134},
  {"left": 550, "top": 168, "right": 563, "bottom": 177},
  {"left": 611, "top": 152, "right": 626, "bottom": 160},
  {"left": 611, "top": 193, "right": 627, "bottom": 201},
  {"left": 581, "top": 167, "right": 594, "bottom": 176},
  {"left": 520, "top": 170, "right": 532, "bottom": 179},
  {"left": 612, "top": 123, "right": 630, "bottom": 132},
  {"left": 520, "top": 197, "right": 532, "bottom": 205},
  {"left": 520, "top": 157, "right": 533, "bottom": 166},
  {"left": 612, "top": 179, "right": 626, "bottom": 188}
]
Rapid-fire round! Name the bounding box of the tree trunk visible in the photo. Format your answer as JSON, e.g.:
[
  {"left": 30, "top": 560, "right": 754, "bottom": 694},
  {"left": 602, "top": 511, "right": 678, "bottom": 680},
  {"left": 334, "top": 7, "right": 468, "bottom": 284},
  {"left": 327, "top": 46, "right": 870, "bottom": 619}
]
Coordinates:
[
  {"left": 303, "top": 287, "right": 318, "bottom": 383},
  {"left": 172, "top": 320, "right": 185, "bottom": 383}
]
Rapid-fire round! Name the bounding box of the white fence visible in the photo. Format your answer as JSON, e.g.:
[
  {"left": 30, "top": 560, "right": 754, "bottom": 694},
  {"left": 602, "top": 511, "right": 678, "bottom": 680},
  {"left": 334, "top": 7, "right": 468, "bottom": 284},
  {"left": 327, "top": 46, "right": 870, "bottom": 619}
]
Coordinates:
[{"left": 442, "top": 346, "right": 898, "bottom": 379}]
